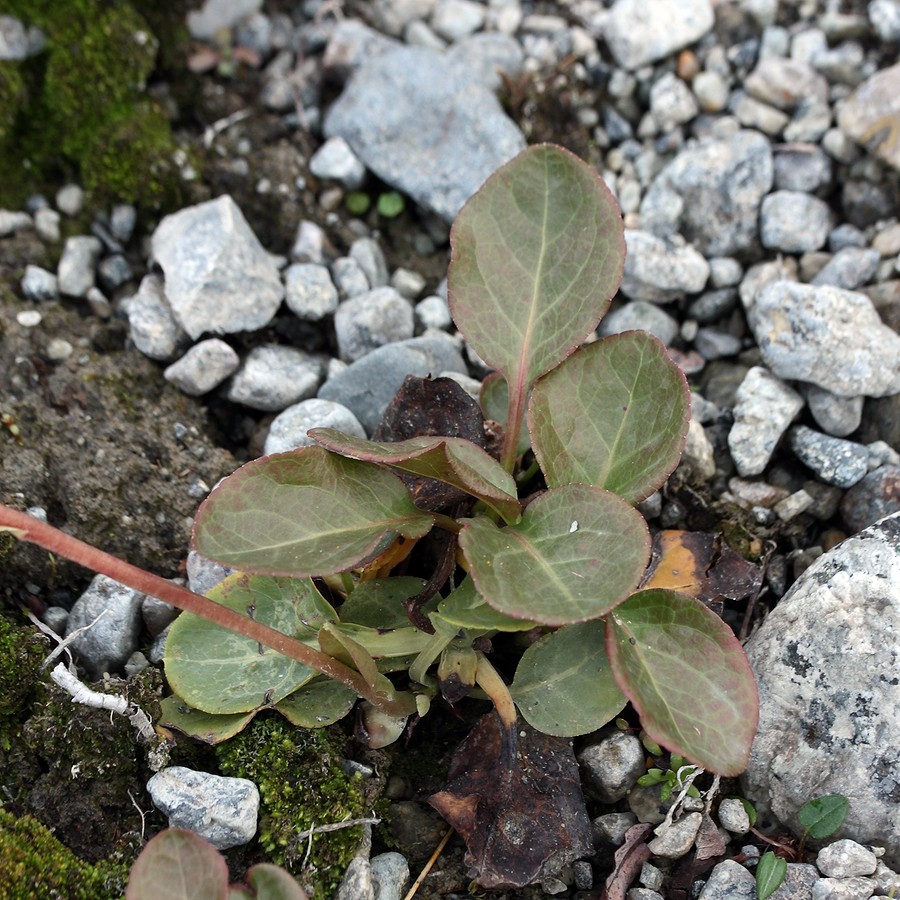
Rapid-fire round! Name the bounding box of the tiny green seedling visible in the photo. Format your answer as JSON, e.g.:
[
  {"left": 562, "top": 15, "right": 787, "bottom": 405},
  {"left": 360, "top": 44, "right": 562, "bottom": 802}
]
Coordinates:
[{"left": 637, "top": 755, "right": 701, "bottom": 803}]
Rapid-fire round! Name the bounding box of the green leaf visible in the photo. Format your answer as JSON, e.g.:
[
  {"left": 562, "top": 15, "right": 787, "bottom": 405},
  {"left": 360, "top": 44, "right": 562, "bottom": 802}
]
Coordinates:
[
  {"left": 480, "top": 373, "right": 530, "bottom": 457},
  {"left": 449, "top": 142, "right": 625, "bottom": 401},
  {"left": 165, "top": 574, "right": 335, "bottom": 715},
  {"left": 274, "top": 678, "right": 357, "bottom": 728},
  {"left": 459, "top": 484, "right": 650, "bottom": 625},
  {"left": 797, "top": 795, "right": 849, "bottom": 839},
  {"left": 245, "top": 863, "right": 310, "bottom": 899},
  {"left": 158, "top": 695, "right": 256, "bottom": 744},
  {"left": 126, "top": 829, "right": 228, "bottom": 900},
  {"left": 606, "top": 589, "right": 759, "bottom": 777},
  {"left": 529, "top": 331, "right": 690, "bottom": 503},
  {"left": 337, "top": 576, "right": 427, "bottom": 628},
  {"left": 737, "top": 797, "right": 758, "bottom": 827},
  {"left": 377, "top": 191, "right": 405, "bottom": 218},
  {"left": 510, "top": 621, "right": 627, "bottom": 736},
  {"left": 309, "top": 428, "right": 521, "bottom": 523},
  {"left": 756, "top": 851, "right": 787, "bottom": 900},
  {"left": 433, "top": 576, "right": 540, "bottom": 632},
  {"left": 192, "top": 447, "right": 434, "bottom": 576}
]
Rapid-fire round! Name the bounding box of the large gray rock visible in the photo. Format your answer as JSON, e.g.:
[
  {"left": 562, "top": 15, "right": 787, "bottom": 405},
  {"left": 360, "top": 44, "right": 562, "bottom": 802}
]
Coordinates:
[
  {"left": 323, "top": 42, "right": 525, "bottom": 222},
  {"left": 151, "top": 195, "right": 284, "bottom": 339},
  {"left": 601, "top": 0, "right": 714, "bottom": 70},
  {"left": 640, "top": 131, "right": 773, "bottom": 258},
  {"left": 619, "top": 230, "right": 710, "bottom": 303},
  {"left": 748, "top": 281, "right": 900, "bottom": 398},
  {"left": 741, "top": 512, "right": 900, "bottom": 868},
  {"left": 837, "top": 61, "right": 900, "bottom": 171}
]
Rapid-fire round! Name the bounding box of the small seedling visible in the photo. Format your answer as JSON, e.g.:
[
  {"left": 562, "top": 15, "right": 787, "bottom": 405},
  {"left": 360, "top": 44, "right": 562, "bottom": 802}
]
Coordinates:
[{"left": 637, "top": 755, "right": 701, "bottom": 803}]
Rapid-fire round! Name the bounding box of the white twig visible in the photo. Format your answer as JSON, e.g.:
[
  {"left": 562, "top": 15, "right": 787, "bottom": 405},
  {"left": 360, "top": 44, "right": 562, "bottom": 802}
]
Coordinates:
[
  {"left": 28, "top": 608, "right": 109, "bottom": 671},
  {"left": 657, "top": 765, "right": 706, "bottom": 834},
  {"left": 50, "top": 663, "right": 156, "bottom": 743},
  {"left": 202, "top": 108, "right": 252, "bottom": 148},
  {"left": 128, "top": 790, "right": 148, "bottom": 840},
  {"left": 295, "top": 816, "right": 381, "bottom": 842}
]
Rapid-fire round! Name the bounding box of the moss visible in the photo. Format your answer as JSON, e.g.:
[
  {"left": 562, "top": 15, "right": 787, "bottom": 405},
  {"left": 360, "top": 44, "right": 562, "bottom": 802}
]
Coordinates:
[
  {"left": 217, "top": 716, "right": 367, "bottom": 899},
  {"left": 0, "top": 807, "right": 127, "bottom": 899},
  {"left": 0, "top": 617, "right": 48, "bottom": 753},
  {"left": 0, "top": 0, "right": 187, "bottom": 211}
]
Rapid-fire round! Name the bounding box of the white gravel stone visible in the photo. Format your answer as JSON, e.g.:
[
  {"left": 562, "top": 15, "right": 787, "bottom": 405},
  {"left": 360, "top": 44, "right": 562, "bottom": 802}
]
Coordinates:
[
  {"left": 748, "top": 281, "right": 900, "bottom": 398},
  {"left": 811, "top": 877, "right": 877, "bottom": 900},
  {"left": 805, "top": 385, "right": 864, "bottom": 437},
  {"left": 578, "top": 733, "right": 645, "bottom": 804},
  {"left": 698, "top": 859, "right": 758, "bottom": 898},
  {"left": 21, "top": 265, "right": 58, "bottom": 301},
  {"left": 334, "top": 286, "right": 415, "bottom": 362},
  {"left": 650, "top": 72, "right": 698, "bottom": 131},
  {"left": 147, "top": 766, "right": 259, "bottom": 850},
  {"left": 285, "top": 263, "right": 339, "bottom": 321},
  {"left": 350, "top": 236, "right": 389, "bottom": 289},
  {"left": 57, "top": 235, "right": 102, "bottom": 297},
  {"left": 309, "top": 136, "right": 367, "bottom": 190},
  {"left": 415, "top": 294, "right": 452, "bottom": 331},
  {"left": 226, "top": 344, "right": 324, "bottom": 411},
  {"left": 55, "top": 183, "right": 84, "bottom": 217},
  {"left": 33, "top": 207, "right": 60, "bottom": 242},
  {"left": 647, "top": 813, "right": 703, "bottom": 858},
  {"left": 717, "top": 798, "right": 751, "bottom": 834},
  {"left": 728, "top": 367, "right": 804, "bottom": 477},
  {"left": 760, "top": 191, "right": 832, "bottom": 252},
  {"left": 164, "top": 339, "right": 240, "bottom": 396},
  {"left": 789, "top": 425, "right": 870, "bottom": 488},
  {"left": 817, "top": 840, "right": 879, "bottom": 878},
  {"left": 431, "top": 0, "right": 485, "bottom": 42},
  {"left": 264, "top": 398, "right": 367, "bottom": 455},
  {"left": 151, "top": 195, "right": 284, "bottom": 339},
  {"left": 620, "top": 230, "right": 710, "bottom": 303},
  {"left": 332, "top": 256, "right": 371, "bottom": 298},
  {"left": 124, "top": 274, "right": 188, "bottom": 362}
]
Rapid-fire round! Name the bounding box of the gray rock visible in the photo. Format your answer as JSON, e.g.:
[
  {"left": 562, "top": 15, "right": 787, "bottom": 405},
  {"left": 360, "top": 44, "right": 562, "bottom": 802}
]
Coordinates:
[
  {"left": 745, "top": 56, "right": 828, "bottom": 110},
  {"left": 444, "top": 32, "right": 524, "bottom": 91},
  {"left": 620, "top": 230, "right": 709, "bottom": 303},
  {"left": 333, "top": 257, "right": 371, "bottom": 298},
  {"left": 698, "top": 859, "right": 757, "bottom": 899},
  {"left": 840, "top": 465, "right": 900, "bottom": 533},
  {"left": 21, "top": 265, "right": 58, "bottom": 302},
  {"left": 151, "top": 195, "right": 284, "bottom": 339},
  {"left": 728, "top": 367, "right": 804, "bottom": 477},
  {"left": 57, "top": 235, "right": 102, "bottom": 297},
  {"left": 837, "top": 61, "right": 900, "bottom": 171},
  {"left": 717, "top": 798, "right": 750, "bottom": 834},
  {"left": 318, "top": 334, "right": 467, "bottom": 434},
  {"left": 805, "top": 385, "right": 864, "bottom": 438},
  {"left": 55, "top": 183, "right": 84, "bottom": 217},
  {"left": 640, "top": 130, "right": 773, "bottom": 257},
  {"left": 390, "top": 268, "right": 427, "bottom": 300},
  {"left": 650, "top": 72, "right": 698, "bottom": 132},
  {"left": 774, "top": 863, "right": 823, "bottom": 900},
  {"left": 415, "top": 295, "right": 452, "bottom": 331},
  {"left": 694, "top": 327, "right": 742, "bottom": 360},
  {"left": 350, "top": 237, "right": 389, "bottom": 289},
  {"left": 334, "top": 287, "right": 415, "bottom": 362},
  {"left": 323, "top": 43, "right": 524, "bottom": 222},
  {"left": 336, "top": 857, "right": 374, "bottom": 900},
  {"left": 628, "top": 891, "right": 663, "bottom": 900},
  {"left": 693, "top": 71, "right": 730, "bottom": 113},
  {"left": 0, "top": 210, "right": 32, "bottom": 237},
  {"left": 647, "top": 812, "right": 702, "bottom": 858},
  {"left": 730, "top": 91, "right": 790, "bottom": 136},
  {"left": 601, "top": 0, "right": 714, "bottom": 70},
  {"left": 187, "top": 0, "right": 262, "bottom": 42},
  {"left": 760, "top": 191, "right": 832, "bottom": 253},
  {"left": 292, "top": 219, "right": 327, "bottom": 264},
  {"left": 811, "top": 877, "right": 877, "bottom": 900},
  {"left": 226, "top": 344, "right": 324, "bottom": 412},
  {"left": 0, "top": 15, "right": 28, "bottom": 60},
  {"left": 592, "top": 812, "right": 637, "bottom": 847},
  {"left": 874, "top": 861, "right": 900, "bottom": 896},
  {"left": 431, "top": 0, "right": 485, "bottom": 43},
  {"left": 147, "top": 766, "right": 259, "bottom": 850},
  {"left": 773, "top": 143, "right": 833, "bottom": 193},
  {"left": 33, "top": 207, "right": 60, "bottom": 242},
  {"left": 828, "top": 224, "right": 867, "bottom": 252},
  {"left": 869, "top": 0, "right": 900, "bottom": 41},
  {"left": 599, "top": 301, "right": 679, "bottom": 345},
  {"left": 789, "top": 425, "right": 869, "bottom": 488},
  {"left": 264, "top": 398, "right": 367, "bottom": 455},
  {"left": 142, "top": 595, "right": 179, "bottom": 638},
  {"left": 774, "top": 489, "right": 814, "bottom": 522},
  {"left": 370, "top": 851, "right": 410, "bottom": 900},
  {"left": 748, "top": 281, "right": 900, "bottom": 398},
  {"left": 97, "top": 254, "right": 134, "bottom": 293},
  {"left": 164, "top": 339, "right": 240, "bottom": 397},
  {"left": 186, "top": 551, "right": 234, "bottom": 596},
  {"left": 284, "top": 263, "right": 339, "bottom": 321},
  {"left": 110, "top": 204, "right": 137, "bottom": 243},
  {"left": 680, "top": 419, "right": 716, "bottom": 483},
  {"left": 124, "top": 274, "right": 188, "bottom": 362},
  {"left": 309, "top": 136, "right": 367, "bottom": 190},
  {"left": 578, "top": 733, "right": 645, "bottom": 803},
  {"left": 323, "top": 19, "right": 400, "bottom": 82},
  {"left": 811, "top": 248, "right": 881, "bottom": 290},
  {"left": 708, "top": 258, "right": 743, "bottom": 289},
  {"left": 741, "top": 512, "right": 900, "bottom": 868},
  {"left": 65, "top": 574, "right": 145, "bottom": 680},
  {"left": 817, "top": 840, "right": 878, "bottom": 878}
]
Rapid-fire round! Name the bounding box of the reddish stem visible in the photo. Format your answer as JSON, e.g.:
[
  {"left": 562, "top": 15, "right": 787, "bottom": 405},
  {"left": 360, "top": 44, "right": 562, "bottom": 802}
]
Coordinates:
[{"left": 0, "top": 504, "right": 417, "bottom": 717}]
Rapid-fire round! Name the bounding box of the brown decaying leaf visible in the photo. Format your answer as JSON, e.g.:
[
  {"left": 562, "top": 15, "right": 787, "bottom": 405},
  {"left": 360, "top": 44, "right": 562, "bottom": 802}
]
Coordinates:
[
  {"left": 429, "top": 713, "right": 592, "bottom": 889},
  {"left": 642, "top": 530, "right": 763, "bottom": 613},
  {"left": 694, "top": 813, "right": 727, "bottom": 861},
  {"left": 602, "top": 823, "right": 653, "bottom": 900}
]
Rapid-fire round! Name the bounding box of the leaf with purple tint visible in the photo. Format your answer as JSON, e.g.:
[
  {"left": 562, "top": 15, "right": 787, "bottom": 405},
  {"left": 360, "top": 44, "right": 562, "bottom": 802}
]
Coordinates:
[
  {"left": 459, "top": 484, "right": 650, "bottom": 625},
  {"left": 126, "top": 829, "right": 228, "bottom": 900},
  {"left": 529, "top": 331, "right": 690, "bottom": 503},
  {"left": 192, "top": 447, "right": 434, "bottom": 576},
  {"left": 309, "top": 428, "right": 521, "bottom": 523},
  {"left": 606, "top": 589, "right": 759, "bottom": 777}
]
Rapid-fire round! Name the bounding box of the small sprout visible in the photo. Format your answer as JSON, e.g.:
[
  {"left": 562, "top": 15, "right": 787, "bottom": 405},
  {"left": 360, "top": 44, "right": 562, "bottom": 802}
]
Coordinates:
[
  {"left": 376, "top": 190, "right": 405, "bottom": 218},
  {"left": 345, "top": 191, "right": 371, "bottom": 216}
]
